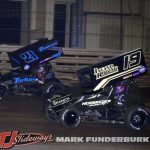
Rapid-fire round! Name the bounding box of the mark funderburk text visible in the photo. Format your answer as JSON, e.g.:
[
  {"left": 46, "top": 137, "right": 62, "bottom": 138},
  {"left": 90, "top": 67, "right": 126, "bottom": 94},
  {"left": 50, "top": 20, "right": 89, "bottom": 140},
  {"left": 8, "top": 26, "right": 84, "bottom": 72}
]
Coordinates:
[
  {"left": 94, "top": 64, "right": 119, "bottom": 80},
  {"left": 55, "top": 136, "right": 150, "bottom": 143}
]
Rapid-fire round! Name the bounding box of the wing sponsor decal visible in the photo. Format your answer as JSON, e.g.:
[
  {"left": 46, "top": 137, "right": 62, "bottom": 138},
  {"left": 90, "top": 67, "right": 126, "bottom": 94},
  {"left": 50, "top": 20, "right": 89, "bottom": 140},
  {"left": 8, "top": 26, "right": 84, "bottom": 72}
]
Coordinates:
[
  {"left": 93, "top": 49, "right": 144, "bottom": 91},
  {"left": 94, "top": 65, "right": 142, "bottom": 91},
  {"left": 38, "top": 41, "right": 58, "bottom": 52},
  {"left": 94, "top": 64, "right": 119, "bottom": 80}
]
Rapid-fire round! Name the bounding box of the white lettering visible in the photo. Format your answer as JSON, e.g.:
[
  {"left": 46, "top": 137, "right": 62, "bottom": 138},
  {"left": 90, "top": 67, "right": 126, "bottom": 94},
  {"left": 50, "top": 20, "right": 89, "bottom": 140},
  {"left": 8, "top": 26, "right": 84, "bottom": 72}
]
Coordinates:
[{"left": 94, "top": 64, "right": 119, "bottom": 80}]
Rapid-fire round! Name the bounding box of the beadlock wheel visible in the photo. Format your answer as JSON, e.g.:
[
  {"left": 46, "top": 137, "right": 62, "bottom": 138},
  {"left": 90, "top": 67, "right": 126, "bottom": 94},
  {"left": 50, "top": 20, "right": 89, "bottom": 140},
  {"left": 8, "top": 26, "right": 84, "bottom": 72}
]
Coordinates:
[
  {"left": 125, "top": 106, "right": 149, "bottom": 130},
  {"left": 60, "top": 107, "right": 81, "bottom": 128}
]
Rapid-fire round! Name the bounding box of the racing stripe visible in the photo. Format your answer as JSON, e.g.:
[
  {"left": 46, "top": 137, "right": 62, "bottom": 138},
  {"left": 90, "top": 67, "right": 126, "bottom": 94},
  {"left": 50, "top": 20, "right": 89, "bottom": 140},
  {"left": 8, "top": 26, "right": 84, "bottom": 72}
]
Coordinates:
[{"left": 93, "top": 65, "right": 141, "bottom": 91}]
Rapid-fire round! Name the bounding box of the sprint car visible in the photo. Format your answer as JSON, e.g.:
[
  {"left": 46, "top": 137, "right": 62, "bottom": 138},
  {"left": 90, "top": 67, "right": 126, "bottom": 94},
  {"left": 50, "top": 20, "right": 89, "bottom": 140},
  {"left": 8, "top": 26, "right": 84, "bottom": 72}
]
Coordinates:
[
  {"left": 0, "top": 38, "right": 64, "bottom": 99},
  {"left": 44, "top": 48, "right": 150, "bottom": 131}
]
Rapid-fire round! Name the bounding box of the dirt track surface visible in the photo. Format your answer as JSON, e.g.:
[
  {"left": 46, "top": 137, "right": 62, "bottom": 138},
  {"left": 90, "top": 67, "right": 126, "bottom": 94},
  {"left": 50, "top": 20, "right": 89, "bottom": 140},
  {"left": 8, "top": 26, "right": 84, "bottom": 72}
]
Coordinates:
[{"left": 0, "top": 88, "right": 150, "bottom": 150}]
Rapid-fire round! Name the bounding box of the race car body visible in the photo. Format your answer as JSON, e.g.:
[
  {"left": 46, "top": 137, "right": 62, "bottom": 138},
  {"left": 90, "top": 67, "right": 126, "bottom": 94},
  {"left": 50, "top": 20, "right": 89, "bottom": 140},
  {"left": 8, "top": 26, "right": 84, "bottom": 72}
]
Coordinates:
[
  {"left": 0, "top": 38, "right": 63, "bottom": 98},
  {"left": 45, "top": 48, "right": 149, "bottom": 131}
]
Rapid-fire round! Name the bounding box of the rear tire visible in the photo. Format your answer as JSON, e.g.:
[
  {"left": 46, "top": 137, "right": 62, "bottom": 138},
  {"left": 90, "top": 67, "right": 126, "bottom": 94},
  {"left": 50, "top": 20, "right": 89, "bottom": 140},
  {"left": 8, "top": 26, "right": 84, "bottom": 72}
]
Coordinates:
[
  {"left": 42, "top": 81, "right": 66, "bottom": 105},
  {"left": 0, "top": 84, "right": 9, "bottom": 100},
  {"left": 124, "top": 106, "right": 149, "bottom": 131}
]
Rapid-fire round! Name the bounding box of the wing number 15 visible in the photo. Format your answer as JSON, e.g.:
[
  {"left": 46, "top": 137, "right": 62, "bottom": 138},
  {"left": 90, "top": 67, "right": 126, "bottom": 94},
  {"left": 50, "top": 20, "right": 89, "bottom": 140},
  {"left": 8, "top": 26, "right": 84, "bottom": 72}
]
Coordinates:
[{"left": 123, "top": 51, "right": 141, "bottom": 70}]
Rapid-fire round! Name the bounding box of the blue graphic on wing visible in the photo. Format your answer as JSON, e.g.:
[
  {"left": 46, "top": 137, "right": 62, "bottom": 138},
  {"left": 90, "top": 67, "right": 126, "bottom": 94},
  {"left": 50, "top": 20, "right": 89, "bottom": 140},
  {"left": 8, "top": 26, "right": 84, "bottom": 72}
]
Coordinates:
[{"left": 10, "top": 56, "right": 20, "bottom": 64}]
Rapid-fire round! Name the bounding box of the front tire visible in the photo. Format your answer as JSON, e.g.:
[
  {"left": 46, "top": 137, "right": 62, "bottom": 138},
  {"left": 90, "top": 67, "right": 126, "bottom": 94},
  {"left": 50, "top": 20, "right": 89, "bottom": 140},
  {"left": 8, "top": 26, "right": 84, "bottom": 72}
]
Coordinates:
[
  {"left": 124, "top": 106, "right": 149, "bottom": 131},
  {"left": 60, "top": 107, "right": 81, "bottom": 128},
  {"left": 45, "top": 106, "right": 59, "bottom": 122}
]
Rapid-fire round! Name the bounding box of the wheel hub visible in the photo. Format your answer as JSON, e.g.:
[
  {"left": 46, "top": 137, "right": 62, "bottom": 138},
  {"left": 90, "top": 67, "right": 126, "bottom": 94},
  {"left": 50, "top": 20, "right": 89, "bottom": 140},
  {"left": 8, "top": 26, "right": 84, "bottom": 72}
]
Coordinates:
[
  {"left": 133, "top": 114, "right": 141, "bottom": 123},
  {"left": 65, "top": 111, "right": 78, "bottom": 126}
]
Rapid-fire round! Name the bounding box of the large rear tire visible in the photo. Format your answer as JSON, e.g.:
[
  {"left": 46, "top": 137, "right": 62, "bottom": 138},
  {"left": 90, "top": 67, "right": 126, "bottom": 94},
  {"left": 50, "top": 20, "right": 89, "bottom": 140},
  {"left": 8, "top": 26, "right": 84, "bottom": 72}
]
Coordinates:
[
  {"left": 42, "top": 81, "right": 66, "bottom": 105},
  {"left": 0, "top": 84, "right": 9, "bottom": 100}
]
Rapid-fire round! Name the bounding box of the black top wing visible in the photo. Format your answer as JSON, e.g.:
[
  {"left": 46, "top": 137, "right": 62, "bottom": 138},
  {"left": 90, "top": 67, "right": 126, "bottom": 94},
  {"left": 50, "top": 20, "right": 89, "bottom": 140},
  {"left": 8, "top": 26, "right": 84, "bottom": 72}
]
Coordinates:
[
  {"left": 91, "top": 48, "right": 147, "bottom": 91},
  {"left": 78, "top": 48, "right": 148, "bottom": 91},
  {"left": 8, "top": 38, "right": 62, "bottom": 69}
]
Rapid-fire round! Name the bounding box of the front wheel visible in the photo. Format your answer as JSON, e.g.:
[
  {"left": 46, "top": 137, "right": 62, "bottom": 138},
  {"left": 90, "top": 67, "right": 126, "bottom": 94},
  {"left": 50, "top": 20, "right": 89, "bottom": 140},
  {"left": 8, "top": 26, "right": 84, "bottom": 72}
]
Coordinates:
[
  {"left": 124, "top": 106, "right": 149, "bottom": 131},
  {"left": 60, "top": 107, "right": 81, "bottom": 128},
  {"left": 45, "top": 106, "right": 59, "bottom": 122}
]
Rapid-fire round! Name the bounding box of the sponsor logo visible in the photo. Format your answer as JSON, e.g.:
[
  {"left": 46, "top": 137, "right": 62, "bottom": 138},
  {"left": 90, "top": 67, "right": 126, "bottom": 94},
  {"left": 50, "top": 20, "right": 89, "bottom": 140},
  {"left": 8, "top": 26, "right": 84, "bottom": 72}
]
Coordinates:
[
  {"left": 52, "top": 95, "right": 71, "bottom": 106},
  {"left": 87, "top": 94, "right": 101, "bottom": 100},
  {"left": 133, "top": 71, "right": 140, "bottom": 77},
  {"left": 24, "top": 64, "right": 30, "bottom": 70},
  {"left": 39, "top": 41, "right": 58, "bottom": 52},
  {"left": 39, "top": 49, "right": 62, "bottom": 64},
  {"left": 14, "top": 77, "right": 37, "bottom": 84},
  {"left": 115, "top": 85, "right": 125, "bottom": 93},
  {"left": 138, "top": 66, "right": 146, "bottom": 73},
  {"left": 94, "top": 64, "right": 118, "bottom": 80},
  {"left": 123, "top": 66, "right": 146, "bottom": 78},
  {"left": 82, "top": 100, "right": 111, "bottom": 107},
  {"left": 0, "top": 131, "right": 53, "bottom": 149},
  {"left": 123, "top": 74, "right": 132, "bottom": 80}
]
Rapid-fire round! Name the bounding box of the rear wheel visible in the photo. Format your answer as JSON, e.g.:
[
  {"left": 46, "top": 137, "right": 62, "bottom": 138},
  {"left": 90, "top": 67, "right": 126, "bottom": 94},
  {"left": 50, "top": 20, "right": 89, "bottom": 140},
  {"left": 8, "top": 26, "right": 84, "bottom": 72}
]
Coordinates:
[
  {"left": 124, "top": 106, "right": 149, "bottom": 130},
  {"left": 42, "top": 81, "right": 66, "bottom": 105},
  {"left": 0, "top": 84, "right": 9, "bottom": 100}
]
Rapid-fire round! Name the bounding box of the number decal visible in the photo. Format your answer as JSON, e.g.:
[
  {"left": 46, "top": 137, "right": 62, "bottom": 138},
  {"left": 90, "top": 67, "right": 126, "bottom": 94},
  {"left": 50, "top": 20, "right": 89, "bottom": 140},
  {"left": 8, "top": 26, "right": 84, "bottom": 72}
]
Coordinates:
[
  {"left": 123, "top": 55, "right": 129, "bottom": 70},
  {"left": 20, "top": 50, "right": 39, "bottom": 63},
  {"left": 123, "top": 51, "right": 141, "bottom": 70}
]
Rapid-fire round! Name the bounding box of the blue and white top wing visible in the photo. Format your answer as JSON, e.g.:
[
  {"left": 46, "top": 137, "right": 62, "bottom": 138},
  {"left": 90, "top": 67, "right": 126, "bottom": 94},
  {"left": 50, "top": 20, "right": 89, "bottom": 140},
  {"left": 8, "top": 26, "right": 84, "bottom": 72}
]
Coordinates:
[{"left": 8, "top": 38, "right": 62, "bottom": 69}]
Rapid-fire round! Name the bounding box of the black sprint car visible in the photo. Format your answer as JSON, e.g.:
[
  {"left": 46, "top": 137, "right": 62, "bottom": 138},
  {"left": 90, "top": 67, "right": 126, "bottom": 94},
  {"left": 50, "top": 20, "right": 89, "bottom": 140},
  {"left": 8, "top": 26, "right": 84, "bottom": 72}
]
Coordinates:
[
  {"left": 44, "top": 48, "right": 150, "bottom": 131},
  {"left": 0, "top": 40, "right": 149, "bottom": 130}
]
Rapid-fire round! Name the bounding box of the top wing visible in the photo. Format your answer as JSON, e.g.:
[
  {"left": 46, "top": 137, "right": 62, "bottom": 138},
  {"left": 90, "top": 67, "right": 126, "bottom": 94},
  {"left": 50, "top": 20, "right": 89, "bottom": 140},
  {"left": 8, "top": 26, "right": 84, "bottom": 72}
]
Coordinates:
[
  {"left": 91, "top": 48, "right": 147, "bottom": 91},
  {"left": 78, "top": 48, "right": 147, "bottom": 91},
  {"left": 8, "top": 38, "right": 62, "bottom": 69}
]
